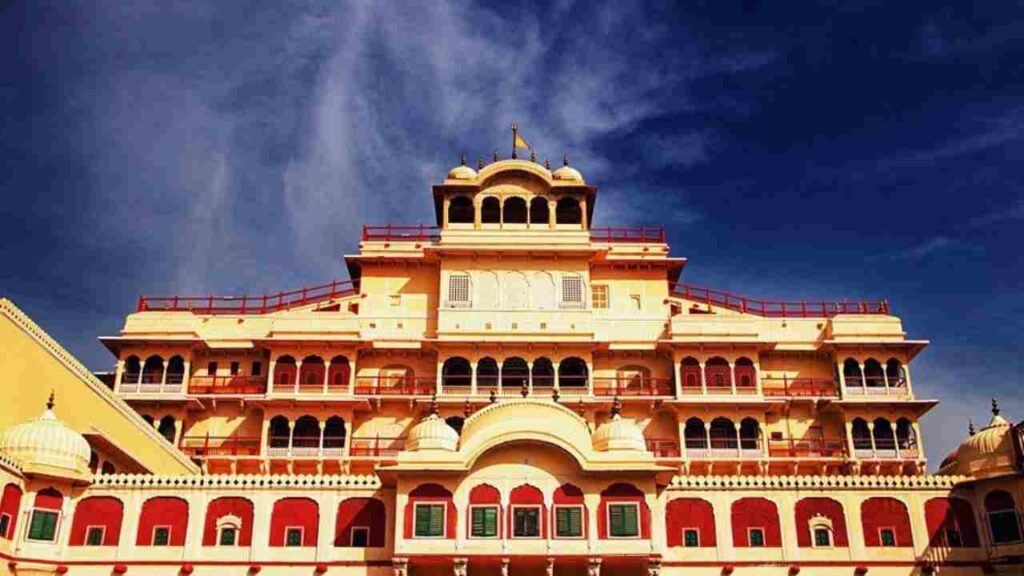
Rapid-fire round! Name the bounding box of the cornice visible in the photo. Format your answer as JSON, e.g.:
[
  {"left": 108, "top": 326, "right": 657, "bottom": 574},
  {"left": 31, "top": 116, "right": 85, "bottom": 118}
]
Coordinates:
[
  {"left": 667, "top": 474, "right": 968, "bottom": 490},
  {"left": 92, "top": 473, "right": 382, "bottom": 489}
]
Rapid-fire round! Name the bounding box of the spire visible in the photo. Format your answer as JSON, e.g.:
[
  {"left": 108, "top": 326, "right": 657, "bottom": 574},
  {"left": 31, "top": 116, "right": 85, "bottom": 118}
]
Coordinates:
[
  {"left": 520, "top": 381, "right": 529, "bottom": 398},
  {"left": 477, "top": 157, "right": 484, "bottom": 170},
  {"left": 530, "top": 150, "right": 537, "bottom": 163},
  {"left": 46, "top": 390, "right": 55, "bottom": 411},
  {"left": 544, "top": 157, "right": 551, "bottom": 170},
  {"left": 463, "top": 399, "right": 472, "bottom": 418},
  {"left": 489, "top": 389, "right": 497, "bottom": 404},
  {"left": 552, "top": 388, "right": 560, "bottom": 402},
  {"left": 611, "top": 396, "right": 622, "bottom": 418},
  {"left": 563, "top": 154, "right": 570, "bottom": 167},
  {"left": 968, "top": 419, "right": 976, "bottom": 436},
  {"left": 460, "top": 152, "right": 467, "bottom": 166},
  {"left": 429, "top": 393, "right": 439, "bottom": 417},
  {"left": 992, "top": 397, "right": 1001, "bottom": 417}
]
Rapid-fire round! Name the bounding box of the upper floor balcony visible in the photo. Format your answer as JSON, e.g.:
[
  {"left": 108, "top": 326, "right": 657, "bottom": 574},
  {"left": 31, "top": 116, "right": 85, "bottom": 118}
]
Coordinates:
[
  {"left": 136, "top": 279, "right": 358, "bottom": 315},
  {"left": 672, "top": 284, "right": 891, "bottom": 319},
  {"left": 188, "top": 375, "right": 268, "bottom": 395}
]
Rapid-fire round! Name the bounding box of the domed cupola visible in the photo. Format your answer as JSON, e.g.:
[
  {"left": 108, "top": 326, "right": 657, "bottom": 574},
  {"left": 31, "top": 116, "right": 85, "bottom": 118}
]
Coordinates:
[
  {"left": 592, "top": 398, "right": 647, "bottom": 452},
  {"left": 552, "top": 155, "right": 584, "bottom": 183},
  {"left": 0, "top": 393, "right": 92, "bottom": 481},
  {"left": 446, "top": 154, "right": 478, "bottom": 181},
  {"left": 406, "top": 395, "right": 459, "bottom": 452},
  {"left": 945, "top": 399, "right": 1016, "bottom": 479}
]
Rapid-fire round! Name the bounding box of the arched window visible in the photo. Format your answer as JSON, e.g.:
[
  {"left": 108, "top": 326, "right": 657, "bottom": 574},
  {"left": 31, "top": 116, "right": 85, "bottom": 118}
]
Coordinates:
[
  {"left": 861, "top": 497, "right": 912, "bottom": 547},
  {"left": 710, "top": 417, "right": 736, "bottom": 450},
  {"left": 69, "top": 496, "right": 123, "bottom": 546},
  {"left": 851, "top": 418, "right": 872, "bottom": 452},
  {"left": 873, "top": 418, "right": 896, "bottom": 453},
  {"left": 335, "top": 498, "right": 386, "bottom": 547},
  {"left": 137, "top": 497, "right": 188, "bottom": 546},
  {"left": 448, "top": 196, "right": 474, "bottom": 224},
  {"left": 101, "top": 462, "right": 116, "bottom": 475},
  {"left": 0, "top": 484, "right": 23, "bottom": 540},
  {"left": 324, "top": 416, "right": 346, "bottom": 451},
  {"left": 142, "top": 414, "right": 155, "bottom": 426},
  {"left": 477, "top": 357, "right": 499, "bottom": 388},
  {"left": 274, "top": 356, "right": 296, "bottom": 386},
  {"left": 501, "top": 357, "right": 529, "bottom": 390},
  {"left": 532, "top": 358, "right": 555, "bottom": 389},
  {"left": 735, "top": 357, "right": 756, "bottom": 389},
  {"left": 684, "top": 418, "right": 707, "bottom": 450},
  {"left": 680, "top": 357, "right": 701, "bottom": 391},
  {"left": 504, "top": 197, "right": 527, "bottom": 224},
  {"left": 985, "top": 490, "right": 1023, "bottom": 545},
  {"left": 843, "top": 358, "right": 863, "bottom": 387},
  {"left": 896, "top": 418, "right": 916, "bottom": 452},
  {"left": 863, "top": 358, "right": 884, "bottom": 388},
  {"left": 166, "top": 356, "right": 185, "bottom": 385},
  {"left": 328, "top": 356, "right": 350, "bottom": 388},
  {"left": 123, "top": 355, "right": 141, "bottom": 383},
  {"left": 739, "top": 418, "right": 760, "bottom": 450},
  {"left": 529, "top": 197, "right": 549, "bottom": 224},
  {"left": 445, "top": 416, "right": 465, "bottom": 436},
  {"left": 299, "top": 356, "right": 325, "bottom": 388},
  {"left": 599, "top": 483, "right": 649, "bottom": 539},
  {"left": 886, "top": 359, "right": 906, "bottom": 386},
  {"left": 269, "top": 416, "right": 290, "bottom": 449},
  {"left": 731, "top": 497, "right": 781, "bottom": 547},
  {"left": 510, "top": 484, "right": 546, "bottom": 538},
  {"left": 556, "top": 197, "right": 582, "bottom": 224},
  {"left": 795, "top": 497, "right": 848, "bottom": 548},
  {"left": 292, "top": 416, "right": 320, "bottom": 453},
  {"left": 481, "top": 197, "right": 501, "bottom": 224},
  {"left": 442, "top": 357, "right": 472, "bottom": 387},
  {"left": 26, "top": 488, "right": 63, "bottom": 543},
  {"left": 925, "top": 497, "right": 979, "bottom": 548},
  {"left": 142, "top": 355, "right": 164, "bottom": 384},
  {"left": 405, "top": 484, "right": 456, "bottom": 540},
  {"left": 468, "top": 484, "right": 502, "bottom": 539},
  {"left": 704, "top": 357, "right": 730, "bottom": 390},
  {"left": 553, "top": 484, "right": 586, "bottom": 539},
  {"left": 270, "top": 498, "right": 318, "bottom": 547},
  {"left": 157, "top": 416, "right": 176, "bottom": 443},
  {"left": 558, "top": 357, "right": 589, "bottom": 389},
  {"left": 203, "top": 497, "right": 254, "bottom": 546},
  {"left": 666, "top": 498, "right": 716, "bottom": 547}
]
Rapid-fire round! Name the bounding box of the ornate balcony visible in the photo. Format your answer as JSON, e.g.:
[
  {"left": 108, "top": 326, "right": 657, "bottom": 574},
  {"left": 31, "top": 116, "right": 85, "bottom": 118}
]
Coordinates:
[
  {"left": 767, "top": 438, "right": 846, "bottom": 459},
  {"left": 353, "top": 376, "right": 435, "bottom": 397},
  {"left": 188, "top": 375, "right": 268, "bottom": 395},
  {"left": 592, "top": 377, "right": 673, "bottom": 397},
  {"left": 761, "top": 377, "right": 839, "bottom": 398}
]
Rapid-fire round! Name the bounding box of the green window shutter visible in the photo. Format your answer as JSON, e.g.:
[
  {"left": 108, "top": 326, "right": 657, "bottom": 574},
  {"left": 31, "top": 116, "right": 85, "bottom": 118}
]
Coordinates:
[
  {"left": 623, "top": 504, "right": 638, "bottom": 536},
  {"left": 28, "top": 511, "right": 58, "bottom": 541},
  {"left": 483, "top": 508, "right": 497, "bottom": 537},
  {"left": 557, "top": 507, "right": 582, "bottom": 537},
  {"left": 609, "top": 504, "right": 638, "bottom": 537},
  {"left": 556, "top": 508, "right": 569, "bottom": 536},
  {"left": 429, "top": 505, "right": 444, "bottom": 536}
]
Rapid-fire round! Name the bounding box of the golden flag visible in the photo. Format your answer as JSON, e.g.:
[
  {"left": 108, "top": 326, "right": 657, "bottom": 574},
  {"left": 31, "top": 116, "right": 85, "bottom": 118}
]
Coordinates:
[{"left": 514, "top": 132, "right": 530, "bottom": 150}]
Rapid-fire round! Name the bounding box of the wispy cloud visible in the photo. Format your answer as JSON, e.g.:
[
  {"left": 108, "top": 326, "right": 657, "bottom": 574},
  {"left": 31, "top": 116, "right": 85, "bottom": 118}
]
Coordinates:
[
  {"left": 969, "top": 197, "right": 1024, "bottom": 226},
  {"left": 886, "top": 108, "right": 1024, "bottom": 166}
]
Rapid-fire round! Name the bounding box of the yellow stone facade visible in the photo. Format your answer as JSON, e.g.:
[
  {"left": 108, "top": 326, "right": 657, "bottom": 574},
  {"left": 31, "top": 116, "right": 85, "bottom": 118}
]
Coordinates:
[{"left": 0, "top": 158, "right": 1021, "bottom": 575}]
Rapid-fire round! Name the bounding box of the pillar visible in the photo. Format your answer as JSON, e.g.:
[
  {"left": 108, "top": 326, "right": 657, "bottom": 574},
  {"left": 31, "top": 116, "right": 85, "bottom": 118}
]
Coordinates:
[
  {"left": 673, "top": 355, "right": 683, "bottom": 399},
  {"left": 349, "top": 354, "right": 358, "bottom": 395},
  {"left": 548, "top": 200, "right": 557, "bottom": 228},
  {"left": 436, "top": 361, "right": 444, "bottom": 395},
  {"left": 704, "top": 420, "right": 712, "bottom": 454},
  {"left": 903, "top": 363, "right": 915, "bottom": 397},
  {"left": 526, "top": 361, "right": 534, "bottom": 395},
  {"left": 844, "top": 420, "right": 855, "bottom": 460},
  {"left": 267, "top": 357, "right": 277, "bottom": 395},
  {"left": 470, "top": 360, "right": 478, "bottom": 395},
  {"left": 294, "top": 360, "right": 303, "bottom": 393},
  {"left": 287, "top": 420, "right": 296, "bottom": 455},
  {"left": 323, "top": 359, "right": 332, "bottom": 394},
  {"left": 733, "top": 421, "right": 742, "bottom": 457},
  {"left": 260, "top": 417, "right": 272, "bottom": 457},
  {"left": 173, "top": 418, "right": 184, "bottom": 447},
  {"left": 580, "top": 196, "right": 589, "bottom": 230},
  {"left": 729, "top": 361, "right": 736, "bottom": 395},
  {"left": 753, "top": 360, "right": 762, "bottom": 395},
  {"left": 443, "top": 197, "right": 451, "bottom": 227},
  {"left": 836, "top": 357, "right": 848, "bottom": 398},
  {"left": 912, "top": 420, "right": 926, "bottom": 460},
  {"left": 160, "top": 358, "right": 169, "bottom": 391},
  {"left": 760, "top": 421, "right": 770, "bottom": 459},
  {"left": 113, "top": 359, "right": 125, "bottom": 394},
  {"left": 699, "top": 360, "right": 707, "bottom": 394},
  {"left": 318, "top": 420, "right": 327, "bottom": 457},
  {"left": 867, "top": 420, "right": 877, "bottom": 457},
  {"left": 182, "top": 358, "right": 192, "bottom": 393}
]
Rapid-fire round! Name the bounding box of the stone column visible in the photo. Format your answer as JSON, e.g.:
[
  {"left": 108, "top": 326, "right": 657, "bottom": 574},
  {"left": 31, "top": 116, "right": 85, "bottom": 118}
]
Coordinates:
[
  {"left": 836, "top": 358, "right": 847, "bottom": 398},
  {"left": 587, "top": 557, "right": 602, "bottom": 576},
  {"left": 753, "top": 360, "right": 762, "bottom": 395},
  {"left": 733, "top": 421, "right": 742, "bottom": 457},
  {"left": 182, "top": 358, "right": 192, "bottom": 393},
  {"left": 443, "top": 197, "right": 451, "bottom": 227},
  {"left": 704, "top": 420, "right": 712, "bottom": 455},
  {"left": 393, "top": 558, "right": 409, "bottom": 576},
  {"left": 160, "top": 358, "right": 169, "bottom": 391},
  {"left": 699, "top": 360, "right": 707, "bottom": 394},
  {"left": 294, "top": 360, "right": 303, "bottom": 393},
  {"left": 349, "top": 354, "right": 358, "bottom": 395},
  {"left": 526, "top": 361, "right": 534, "bottom": 395},
  {"left": 844, "top": 420, "right": 855, "bottom": 460},
  {"left": 288, "top": 420, "right": 296, "bottom": 456},
  {"left": 318, "top": 420, "right": 327, "bottom": 457},
  {"left": 548, "top": 200, "right": 557, "bottom": 228},
  {"left": 453, "top": 557, "right": 468, "bottom": 576},
  {"left": 323, "top": 359, "right": 332, "bottom": 394},
  {"left": 903, "top": 363, "right": 915, "bottom": 397},
  {"left": 867, "top": 420, "right": 877, "bottom": 457},
  {"left": 673, "top": 355, "right": 683, "bottom": 399},
  {"left": 113, "top": 359, "right": 125, "bottom": 394},
  {"left": 260, "top": 416, "right": 272, "bottom": 457},
  {"left": 267, "top": 357, "right": 277, "bottom": 395},
  {"left": 470, "top": 360, "right": 478, "bottom": 396},
  {"left": 912, "top": 420, "right": 926, "bottom": 461}
]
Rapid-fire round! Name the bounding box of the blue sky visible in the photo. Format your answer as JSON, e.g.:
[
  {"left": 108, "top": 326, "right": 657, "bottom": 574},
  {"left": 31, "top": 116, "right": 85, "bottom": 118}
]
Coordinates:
[{"left": 2, "top": 1, "right": 1021, "bottom": 465}]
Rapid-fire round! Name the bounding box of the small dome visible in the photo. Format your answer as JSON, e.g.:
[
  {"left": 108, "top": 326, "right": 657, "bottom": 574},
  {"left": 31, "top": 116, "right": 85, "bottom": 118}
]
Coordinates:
[
  {"left": 447, "top": 155, "right": 478, "bottom": 181},
  {"left": 592, "top": 400, "right": 646, "bottom": 452},
  {"left": 0, "top": 395, "right": 91, "bottom": 479},
  {"left": 947, "top": 400, "right": 1016, "bottom": 479},
  {"left": 406, "top": 400, "right": 459, "bottom": 452},
  {"left": 552, "top": 165, "right": 583, "bottom": 183}
]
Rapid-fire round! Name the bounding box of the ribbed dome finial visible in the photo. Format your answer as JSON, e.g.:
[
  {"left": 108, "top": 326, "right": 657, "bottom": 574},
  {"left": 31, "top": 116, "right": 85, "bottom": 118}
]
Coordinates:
[
  {"left": 992, "top": 397, "right": 1000, "bottom": 417},
  {"left": 611, "top": 396, "right": 622, "bottom": 418},
  {"left": 46, "top": 390, "right": 55, "bottom": 411},
  {"left": 968, "top": 419, "right": 976, "bottom": 436},
  {"left": 460, "top": 153, "right": 467, "bottom": 166},
  {"left": 429, "top": 393, "right": 439, "bottom": 417}
]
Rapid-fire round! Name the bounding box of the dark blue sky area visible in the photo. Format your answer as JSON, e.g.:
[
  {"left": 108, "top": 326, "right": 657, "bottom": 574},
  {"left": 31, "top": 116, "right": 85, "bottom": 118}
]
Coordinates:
[{"left": 2, "top": 1, "right": 1021, "bottom": 462}]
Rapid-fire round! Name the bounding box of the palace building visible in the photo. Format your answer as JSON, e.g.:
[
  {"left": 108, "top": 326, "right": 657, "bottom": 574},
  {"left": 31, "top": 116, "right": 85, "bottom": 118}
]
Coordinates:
[{"left": 0, "top": 155, "right": 1021, "bottom": 576}]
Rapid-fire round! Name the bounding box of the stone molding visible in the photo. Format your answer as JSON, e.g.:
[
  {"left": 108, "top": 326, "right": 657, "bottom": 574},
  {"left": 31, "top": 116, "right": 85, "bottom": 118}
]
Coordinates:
[
  {"left": 667, "top": 474, "right": 968, "bottom": 490},
  {"left": 91, "top": 473, "right": 382, "bottom": 488}
]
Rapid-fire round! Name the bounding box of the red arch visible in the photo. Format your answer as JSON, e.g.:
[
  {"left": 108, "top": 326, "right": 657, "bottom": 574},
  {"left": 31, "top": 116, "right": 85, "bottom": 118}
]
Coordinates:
[
  {"left": 270, "top": 497, "right": 318, "bottom": 547},
  {"left": 861, "top": 497, "right": 913, "bottom": 547},
  {"left": 731, "top": 497, "right": 781, "bottom": 547},
  {"left": 795, "top": 497, "right": 848, "bottom": 547},
  {"left": 136, "top": 497, "right": 189, "bottom": 546},
  {"left": 598, "top": 483, "right": 650, "bottom": 540},
  {"left": 553, "top": 483, "right": 587, "bottom": 539},
  {"left": 925, "top": 497, "right": 980, "bottom": 548},
  {"left": 0, "top": 484, "right": 22, "bottom": 540},
  {"left": 69, "top": 496, "right": 124, "bottom": 546},
  {"left": 666, "top": 498, "right": 716, "bottom": 547},
  {"left": 510, "top": 484, "right": 546, "bottom": 538},
  {"left": 404, "top": 484, "right": 456, "bottom": 540},
  {"left": 335, "top": 497, "right": 386, "bottom": 547},
  {"left": 35, "top": 488, "right": 63, "bottom": 509},
  {"left": 469, "top": 484, "right": 502, "bottom": 539},
  {"left": 203, "top": 497, "right": 254, "bottom": 546}
]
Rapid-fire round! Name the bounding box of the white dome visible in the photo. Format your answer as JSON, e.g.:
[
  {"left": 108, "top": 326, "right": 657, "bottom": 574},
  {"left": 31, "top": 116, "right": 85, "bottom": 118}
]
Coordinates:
[
  {"left": 950, "top": 401, "right": 1015, "bottom": 479},
  {"left": 592, "top": 402, "right": 646, "bottom": 452},
  {"left": 447, "top": 159, "right": 478, "bottom": 181},
  {"left": 552, "top": 164, "right": 583, "bottom": 183},
  {"left": 0, "top": 397, "right": 91, "bottom": 479},
  {"left": 406, "top": 402, "right": 459, "bottom": 452}
]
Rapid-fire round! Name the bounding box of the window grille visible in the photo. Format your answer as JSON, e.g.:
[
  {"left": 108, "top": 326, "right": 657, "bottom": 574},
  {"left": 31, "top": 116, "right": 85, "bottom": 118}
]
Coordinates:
[
  {"left": 447, "top": 274, "right": 471, "bottom": 308},
  {"left": 591, "top": 285, "right": 608, "bottom": 309},
  {"left": 561, "top": 275, "right": 584, "bottom": 309}
]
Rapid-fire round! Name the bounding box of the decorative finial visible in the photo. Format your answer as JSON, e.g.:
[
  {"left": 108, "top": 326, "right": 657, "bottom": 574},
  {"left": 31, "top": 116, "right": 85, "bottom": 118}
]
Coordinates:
[
  {"left": 429, "top": 393, "right": 439, "bottom": 416},
  {"left": 992, "top": 397, "right": 1000, "bottom": 417},
  {"left": 460, "top": 153, "right": 467, "bottom": 166},
  {"left": 46, "top": 390, "right": 55, "bottom": 411},
  {"left": 563, "top": 154, "right": 569, "bottom": 167},
  {"left": 477, "top": 157, "right": 484, "bottom": 170},
  {"left": 968, "top": 418, "right": 976, "bottom": 436},
  {"left": 610, "top": 396, "right": 621, "bottom": 417},
  {"left": 493, "top": 150, "right": 499, "bottom": 162},
  {"left": 463, "top": 398, "right": 472, "bottom": 418},
  {"left": 530, "top": 150, "right": 537, "bottom": 163},
  {"left": 544, "top": 157, "right": 551, "bottom": 169},
  {"left": 489, "top": 389, "right": 497, "bottom": 404},
  {"left": 552, "top": 388, "right": 560, "bottom": 402},
  {"left": 577, "top": 397, "right": 586, "bottom": 417},
  {"left": 520, "top": 381, "right": 529, "bottom": 398}
]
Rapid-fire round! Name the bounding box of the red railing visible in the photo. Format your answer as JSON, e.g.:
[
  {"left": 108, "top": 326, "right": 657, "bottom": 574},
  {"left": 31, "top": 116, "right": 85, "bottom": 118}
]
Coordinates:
[
  {"left": 349, "top": 436, "right": 406, "bottom": 458},
  {"left": 137, "top": 279, "right": 359, "bottom": 314},
  {"left": 188, "top": 376, "right": 268, "bottom": 395},
  {"left": 646, "top": 438, "right": 681, "bottom": 458},
  {"left": 593, "top": 378, "right": 674, "bottom": 397},
  {"left": 361, "top": 224, "right": 440, "bottom": 242},
  {"left": 761, "top": 377, "right": 839, "bottom": 398},
  {"left": 179, "top": 435, "right": 261, "bottom": 458},
  {"left": 768, "top": 438, "right": 847, "bottom": 459},
  {"left": 671, "top": 284, "right": 890, "bottom": 318},
  {"left": 353, "top": 377, "right": 435, "bottom": 396},
  {"left": 589, "top": 226, "right": 665, "bottom": 243}
]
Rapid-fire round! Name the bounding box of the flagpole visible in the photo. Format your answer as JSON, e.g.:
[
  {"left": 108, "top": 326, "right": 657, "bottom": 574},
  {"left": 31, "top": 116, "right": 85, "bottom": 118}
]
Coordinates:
[{"left": 511, "top": 123, "right": 518, "bottom": 160}]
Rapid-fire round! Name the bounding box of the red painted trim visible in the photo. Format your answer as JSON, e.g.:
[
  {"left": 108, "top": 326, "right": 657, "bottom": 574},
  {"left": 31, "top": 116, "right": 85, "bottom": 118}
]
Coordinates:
[
  {"left": 509, "top": 484, "right": 546, "bottom": 539},
  {"left": 137, "top": 496, "right": 189, "bottom": 546},
  {"left": 598, "top": 483, "right": 650, "bottom": 540},
  {"left": 69, "top": 496, "right": 124, "bottom": 547},
  {"left": 202, "top": 497, "right": 254, "bottom": 547},
  {"left": 269, "top": 497, "right": 318, "bottom": 547},
  {"left": 404, "top": 484, "right": 456, "bottom": 540},
  {"left": 0, "top": 484, "right": 22, "bottom": 540},
  {"left": 861, "top": 497, "right": 913, "bottom": 548},
  {"left": 335, "top": 497, "right": 386, "bottom": 547},
  {"left": 731, "top": 497, "right": 781, "bottom": 548},
  {"left": 794, "top": 497, "right": 848, "bottom": 548},
  {"left": 666, "top": 497, "right": 716, "bottom": 547}
]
